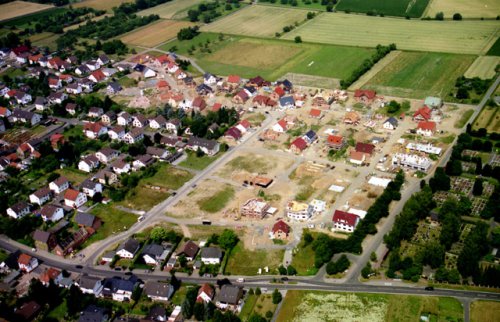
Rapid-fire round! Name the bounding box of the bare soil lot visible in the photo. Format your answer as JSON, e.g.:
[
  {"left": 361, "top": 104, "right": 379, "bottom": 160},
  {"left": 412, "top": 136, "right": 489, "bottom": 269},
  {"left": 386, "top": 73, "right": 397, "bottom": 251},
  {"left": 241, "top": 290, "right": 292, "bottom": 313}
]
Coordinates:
[{"left": 0, "top": 1, "right": 53, "bottom": 21}]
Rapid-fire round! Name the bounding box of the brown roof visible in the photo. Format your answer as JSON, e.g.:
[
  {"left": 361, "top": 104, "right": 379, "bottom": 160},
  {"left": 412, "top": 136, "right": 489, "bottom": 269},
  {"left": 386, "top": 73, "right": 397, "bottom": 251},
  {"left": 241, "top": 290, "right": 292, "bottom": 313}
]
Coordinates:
[
  {"left": 197, "top": 283, "right": 214, "bottom": 302},
  {"left": 178, "top": 240, "right": 199, "bottom": 258},
  {"left": 18, "top": 253, "right": 32, "bottom": 265},
  {"left": 272, "top": 220, "right": 290, "bottom": 234},
  {"left": 64, "top": 189, "right": 80, "bottom": 201}
]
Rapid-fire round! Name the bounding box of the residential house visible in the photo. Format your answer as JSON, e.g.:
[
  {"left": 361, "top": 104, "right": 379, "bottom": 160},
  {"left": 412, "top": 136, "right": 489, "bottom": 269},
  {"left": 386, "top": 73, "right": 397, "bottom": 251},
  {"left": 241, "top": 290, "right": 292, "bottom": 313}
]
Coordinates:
[
  {"left": 34, "top": 96, "right": 47, "bottom": 111},
  {"left": 39, "top": 267, "right": 61, "bottom": 286},
  {"left": 355, "top": 142, "right": 375, "bottom": 157},
  {"left": 309, "top": 108, "right": 322, "bottom": 119},
  {"left": 108, "top": 126, "right": 125, "bottom": 141},
  {"left": 196, "top": 83, "right": 213, "bottom": 95},
  {"left": 88, "top": 107, "right": 104, "bottom": 118},
  {"left": 240, "top": 198, "right": 271, "bottom": 219},
  {"left": 65, "top": 103, "right": 77, "bottom": 115},
  {"left": 29, "top": 187, "right": 52, "bottom": 205},
  {"left": 102, "top": 276, "right": 138, "bottom": 302},
  {"left": 48, "top": 77, "right": 62, "bottom": 90},
  {"left": 117, "top": 112, "right": 131, "bottom": 126},
  {"left": 383, "top": 117, "right": 398, "bottom": 130},
  {"left": 64, "top": 189, "right": 88, "bottom": 208},
  {"left": 349, "top": 151, "right": 366, "bottom": 165},
  {"left": 94, "top": 170, "right": 118, "bottom": 185},
  {"left": 204, "top": 72, "right": 218, "bottom": 85},
  {"left": 142, "top": 244, "right": 169, "bottom": 266},
  {"left": 89, "top": 70, "right": 106, "bottom": 83},
  {"left": 354, "top": 89, "right": 376, "bottom": 104},
  {"left": 78, "top": 305, "right": 108, "bottom": 322},
  {"left": 146, "top": 146, "right": 170, "bottom": 160},
  {"left": 197, "top": 283, "right": 215, "bottom": 303},
  {"left": 279, "top": 96, "right": 295, "bottom": 109},
  {"left": 236, "top": 120, "right": 251, "bottom": 134},
  {"left": 332, "top": 210, "right": 360, "bottom": 233},
  {"left": 272, "top": 119, "right": 288, "bottom": 133},
  {"left": 101, "top": 110, "right": 116, "bottom": 125},
  {"left": 75, "top": 64, "right": 90, "bottom": 75},
  {"left": 18, "top": 253, "right": 39, "bottom": 273},
  {"left": 40, "top": 204, "right": 64, "bottom": 222},
  {"left": 392, "top": 153, "right": 432, "bottom": 172},
  {"left": 413, "top": 106, "right": 431, "bottom": 122},
  {"left": 227, "top": 75, "right": 240, "bottom": 85},
  {"left": 78, "top": 154, "right": 100, "bottom": 172},
  {"left": 97, "top": 54, "right": 110, "bottom": 65},
  {"left": 249, "top": 76, "right": 265, "bottom": 87},
  {"left": 286, "top": 200, "right": 313, "bottom": 221},
  {"left": 83, "top": 122, "right": 107, "bottom": 139},
  {"left": 192, "top": 97, "right": 207, "bottom": 112},
  {"left": 143, "top": 281, "right": 175, "bottom": 302},
  {"left": 49, "top": 176, "right": 69, "bottom": 195},
  {"left": 106, "top": 82, "right": 122, "bottom": 95},
  {"left": 150, "top": 115, "right": 167, "bottom": 129},
  {"left": 116, "top": 239, "right": 140, "bottom": 259},
  {"left": 424, "top": 96, "right": 442, "bottom": 109},
  {"left": 50, "top": 133, "right": 65, "bottom": 151},
  {"left": 225, "top": 127, "right": 242, "bottom": 142},
  {"left": 271, "top": 220, "right": 290, "bottom": 239},
  {"left": 132, "top": 114, "right": 148, "bottom": 128},
  {"left": 66, "top": 82, "right": 82, "bottom": 95},
  {"left": 85, "top": 60, "right": 100, "bottom": 71},
  {"left": 176, "top": 240, "right": 199, "bottom": 261},
  {"left": 47, "top": 91, "right": 67, "bottom": 104},
  {"left": 343, "top": 111, "right": 360, "bottom": 125},
  {"left": 327, "top": 135, "right": 346, "bottom": 150},
  {"left": 187, "top": 136, "right": 220, "bottom": 156},
  {"left": 81, "top": 179, "right": 103, "bottom": 198},
  {"left": 303, "top": 130, "right": 317, "bottom": 144},
  {"left": 111, "top": 159, "right": 130, "bottom": 174},
  {"left": 7, "top": 201, "right": 30, "bottom": 219},
  {"left": 200, "top": 247, "right": 223, "bottom": 265},
  {"left": 11, "top": 109, "right": 40, "bottom": 125},
  {"left": 416, "top": 121, "right": 436, "bottom": 137},
  {"left": 75, "top": 212, "right": 101, "bottom": 231},
  {"left": 290, "top": 137, "right": 308, "bottom": 154},
  {"left": 15, "top": 301, "right": 42, "bottom": 321},
  {"left": 165, "top": 119, "right": 180, "bottom": 133},
  {"left": 232, "top": 90, "right": 249, "bottom": 104},
  {"left": 133, "top": 154, "right": 155, "bottom": 170},
  {"left": 96, "top": 148, "right": 119, "bottom": 164},
  {"left": 0, "top": 106, "right": 12, "bottom": 117},
  {"left": 216, "top": 285, "right": 243, "bottom": 311},
  {"left": 78, "top": 275, "right": 103, "bottom": 295},
  {"left": 33, "top": 229, "right": 56, "bottom": 251}
]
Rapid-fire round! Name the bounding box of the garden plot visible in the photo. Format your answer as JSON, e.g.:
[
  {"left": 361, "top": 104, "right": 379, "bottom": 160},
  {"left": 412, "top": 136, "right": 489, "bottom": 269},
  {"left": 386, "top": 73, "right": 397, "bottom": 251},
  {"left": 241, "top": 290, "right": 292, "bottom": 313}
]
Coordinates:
[
  {"left": 450, "top": 177, "right": 474, "bottom": 196},
  {"left": 461, "top": 161, "right": 477, "bottom": 173},
  {"left": 471, "top": 197, "right": 487, "bottom": 217},
  {"left": 400, "top": 240, "right": 424, "bottom": 259},
  {"left": 410, "top": 222, "right": 441, "bottom": 244},
  {"left": 445, "top": 252, "right": 458, "bottom": 270},
  {"left": 462, "top": 149, "right": 481, "bottom": 158},
  {"left": 489, "top": 153, "right": 500, "bottom": 167},
  {"left": 433, "top": 191, "right": 460, "bottom": 207}
]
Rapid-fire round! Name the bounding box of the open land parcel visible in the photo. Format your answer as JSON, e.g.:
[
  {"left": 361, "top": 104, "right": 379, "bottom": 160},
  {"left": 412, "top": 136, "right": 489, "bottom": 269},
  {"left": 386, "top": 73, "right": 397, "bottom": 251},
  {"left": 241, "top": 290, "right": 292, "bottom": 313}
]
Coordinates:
[
  {"left": 425, "top": 0, "right": 500, "bottom": 19},
  {"left": 120, "top": 19, "right": 195, "bottom": 47},
  {"left": 464, "top": 56, "right": 500, "bottom": 79},
  {"left": 335, "top": 0, "right": 430, "bottom": 18},
  {"left": 72, "top": 0, "right": 134, "bottom": 12},
  {"left": 137, "top": 0, "right": 204, "bottom": 19},
  {"left": 0, "top": 1, "right": 53, "bottom": 22}
]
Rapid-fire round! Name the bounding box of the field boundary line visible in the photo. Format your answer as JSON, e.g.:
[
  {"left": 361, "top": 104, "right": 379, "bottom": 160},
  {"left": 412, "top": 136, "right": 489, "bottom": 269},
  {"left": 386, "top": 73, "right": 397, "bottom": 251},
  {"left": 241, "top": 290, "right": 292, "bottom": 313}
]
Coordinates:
[
  {"left": 479, "top": 30, "right": 500, "bottom": 55},
  {"left": 279, "top": 11, "right": 324, "bottom": 41},
  {"left": 348, "top": 50, "right": 402, "bottom": 90},
  {"left": 421, "top": 0, "right": 435, "bottom": 18},
  {"left": 257, "top": 3, "right": 323, "bottom": 12},
  {"left": 0, "top": 4, "right": 57, "bottom": 23}
]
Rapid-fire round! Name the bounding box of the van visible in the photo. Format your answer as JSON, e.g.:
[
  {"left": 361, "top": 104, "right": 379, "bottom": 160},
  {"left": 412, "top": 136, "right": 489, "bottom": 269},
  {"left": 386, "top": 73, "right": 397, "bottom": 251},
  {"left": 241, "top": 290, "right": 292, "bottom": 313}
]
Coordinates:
[
  {"left": 236, "top": 278, "right": 245, "bottom": 283},
  {"left": 138, "top": 215, "right": 145, "bottom": 222}
]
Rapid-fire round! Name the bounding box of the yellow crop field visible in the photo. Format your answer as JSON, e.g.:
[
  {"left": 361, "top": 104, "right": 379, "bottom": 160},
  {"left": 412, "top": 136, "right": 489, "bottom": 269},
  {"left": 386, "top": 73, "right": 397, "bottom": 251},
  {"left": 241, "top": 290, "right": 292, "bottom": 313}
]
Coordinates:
[
  {"left": 425, "top": 0, "right": 500, "bottom": 18},
  {"left": 73, "top": 0, "right": 133, "bottom": 12},
  {"left": 202, "top": 5, "right": 310, "bottom": 38},
  {"left": 464, "top": 56, "right": 500, "bottom": 79},
  {"left": 281, "top": 12, "right": 500, "bottom": 55},
  {"left": 120, "top": 19, "right": 194, "bottom": 47},
  {"left": 0, "top": 1, "right": 53, "bottom": 22},
  {"left": 138, "top": 0, "right": 204, "bottom": 19}
]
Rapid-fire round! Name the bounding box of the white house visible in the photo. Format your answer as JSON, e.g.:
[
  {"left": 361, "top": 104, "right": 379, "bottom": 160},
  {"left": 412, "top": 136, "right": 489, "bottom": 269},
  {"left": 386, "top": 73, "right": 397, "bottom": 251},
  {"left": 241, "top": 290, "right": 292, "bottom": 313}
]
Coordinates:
[
  {"left": 123, "top": 128, "right": 144, "bottom": 144},
  {"left": 18, "top": 254, "right": 39, "bottom": 273},
  {"left": 78, "top": 155, "right": 100, "bottom": 173},
  {"left": 203, "top": 73, "right": 217, "bottom": 85},
  {"left": 81, "top": 180, "right": 103, "bottom": 198},
  {"left": 117, "top": 112, "right": 131, "bottom": 126},
  {"left": 332, "top": 210, "right": 360, "bottom": 233},
  {"left": 141, "top": 244, "right": 169, "bottom": 266},
  {"left": 165, "top": 119, "right": 180, "bottom": 133},
  {"left": 40, "top": 204, "right": 64, "bottom": 222},
  {"left": 200, "top": 247, "right": 223, "bottom": 265},
  {"left": 197, "top": 284, "right": 215, "bottom": 303},
  {"left": 6, "top": 202, "right": 30, "bottom": 219},
  {"left": 108, "top": 126, "right": 125, "bottom": 141},
  {"left": 286, "top": 201, "right": 313, "bottom": 221},
  {"left": 29, "top": 187, "right": 52, "bottom": 206},
  {"left": 272, "top": 119, "right": 288, "bottom": 133},
  {"left": 83, "top": 122, "right": 108, "bottom": 139},
  {"left": 64, "top": 189, "right": 88, "bottom": 208},
  {"left": 78, "top": 275, "right": 103, "bottom": 296},
  {"left": 111, "top": 160, "right": 130, "bottom": 174},
  {"left": 49, "top": 176, "right": 70, "bottom": 194},
  {"left": 144, "top": 281, "right": 175, "bottom": 302},
  {"left": 383, "top": 117, "right": 398, "bottom": 130},
  {"left": 95, "top": 148, "right": 119, "bottom": 164},
  {"left": 116, "top": 239, "right": 140, "bottom": 259},
  {"left": 149, "top": 115, "right": 167, "bottom": 129}
]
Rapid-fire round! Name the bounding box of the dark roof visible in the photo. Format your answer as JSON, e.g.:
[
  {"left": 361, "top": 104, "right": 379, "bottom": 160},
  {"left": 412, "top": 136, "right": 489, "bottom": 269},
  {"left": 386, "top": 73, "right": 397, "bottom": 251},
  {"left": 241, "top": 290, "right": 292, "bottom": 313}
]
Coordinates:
[
  {"left": 102, "top": 276, "right": 137, "bottom": 294},
  {"left": 75, "top": 212, "right": 96, "bottom": 227},
  {"left": 9, "top": 201, "right": 30, "bottom": 213},
  {"left": 81, "top": 179, "right": 99, "bottom": 190},
  {"left": 201, "top": 247, "right": 223, "bottom": 259},
  {"left": 16, "top": 301, "right": 41, "bottom": 321},
  {"left": 217, "top": 285, "right": 243, "bottom": 305},
  {"left": 187, "top": 136, "right": 218, "bottom": 150},
  {"left": 304, "top": 130, "right": 317, "bottom": 140},
  {"left": 143, "top": 281, "right": 174, "bottom": 298},
  {"left": 78, "top": 275, "right": 102, "bottom": 289},
  {"left": 33, "top": 230, "right": 51, "bottom": 243},
  {"left": 142, "top": 244, "right": 164, "bottom": 257},
  {"left": 355, "top": 142, "right": 375, "bottom": 155},
  {"left": 279, "top": 96, "right": 295, "bottom": 106},
  {"left": 384, "top": 117, "right": 398, "bottom": 127},
  {"left": 78, "top": 305, "right": 108, "bottom": 322},
  {"left": 178, "top": 240, "right": 199, "bottom": 258},
  {"left": 107, "top": 82, "right": 122, "bottom": 92},
  {"left": 120, "top": 238, "right": 140, "bottom": 254}
]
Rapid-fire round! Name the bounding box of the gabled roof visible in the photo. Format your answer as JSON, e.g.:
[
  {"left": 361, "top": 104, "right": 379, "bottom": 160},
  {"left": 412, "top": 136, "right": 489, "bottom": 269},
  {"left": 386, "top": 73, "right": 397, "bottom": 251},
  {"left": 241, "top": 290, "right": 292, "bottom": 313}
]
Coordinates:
[
  {"left": 225, "top": 127, "right": 242, "bottom": 140},
  {"left": 142, "top": 244, "right": 164, "bottom": 257},
  {"left": 40, "top": 204, "right": 61, "bottom": 219},
  {"left": 413, "top": 106, "right": 431, "bottom": 120},
  {"left": 291, "top": 137, "right": 307, "bottom": 151},
  {"left": 64, "top": 189, "right": 81, "bottom": 201},
  {"left": 417, "top": 121, "right": 436, "bottom": 131},
  {"left": 197, "top": 283, "right": 214, "bottom": 300},
  {"left": 332, "top": 210, "right": 359, "bottom": 227},
  {"left": 200, "top": 247, "right": 223, "bottom": 259},
  {"left": 144, "top": 281, "right": 174, "bottom": 298},
  {"left": 217, "top": 285, "right": 243, "bottom": 305},
  {"left": 355, "top": 142, "right": 375, "bottom": 155},
  {"left": 18, "top": 253, "right": 33, "bottom": 265},
  {"left": 227, "top": 75, "right": 240, "bottom": 83},
  {"left": 119, "top": 238, "right": 140, "bottom": 254},
  {"left": 272, "top": 220, "right": 290, "bottom": 234},
  {"left": 178, "top": 240, "right": 199, "bottom": 258},
  {"left": 33, "top": 229, "right": 51, "bottom": 243},
  {"left": 384, "top": 117, "right": 398, "bottom": 127},
  {"left": 354, "top": 89, "right": 376, "bottom": 99},
  {"left": 79, "top": 275, "right": 102, "bottom": 289},
  {"left": 327, "top": 135, "right": 344, "bottom": 145}
]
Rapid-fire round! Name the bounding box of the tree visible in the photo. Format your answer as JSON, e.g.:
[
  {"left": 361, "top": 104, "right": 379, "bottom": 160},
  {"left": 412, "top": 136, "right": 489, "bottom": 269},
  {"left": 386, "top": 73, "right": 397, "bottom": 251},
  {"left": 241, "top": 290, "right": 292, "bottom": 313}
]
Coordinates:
[
  {"left": 248, "top": 314, "right": 267, "bottom": 322},
  {"left": 429, "top": 167, "right": 450, "bottom": 192},
  {"left": 472, "top": 178, "right": 483, "bottom": 196},
  {"left": 294, "top": 36, "right": 302, "bottom": 43},
  {"left": 435, "top": 12, "right": 444, "bottom": 20},
  {"left": 456, "top": 87, "right": 469, "bottom": 99},
  {"left": 179, "top": 255, "right": 188, "bottom": 267},
  {"left": 218, "top": 229, "right": 239, "bottom": 250},
  {"left": 272, "top": 289, "right": 282, "bottom": 304},
  {"left": 370, "top": 252, "right": 377, "bottom": 262},
  {"left": 131, "top": 285, "right": 142, "bottom": 301},
  {"left": 452, "top": 13, "right": 462, "bottom": 20},
  {"left": 475, "top": 157, "right": 482, "bottom": 174},
  {"left": 361, "top": 262, "right": 372, "bottom": 278},
  {"left": 278, "top": 265, "right": 287, "bottom": 275},
  {"left": 421, "top": 241, "right": 445, "bottom": 268},
  {"left": 287, "top": 265, "right": 297, "bottom": 276},
  {"left": 248, "top": 288, "right": 254, "bottom": 295},
  {"left": 386, "top": 100, "right": 401, "bottom": 114},
  {"left": 193, "top": 302, "right": 205, "bottom": 321},
  {"left": 303, "top": 231, "right": 313, "bottom": 245},
  {"left": 150, "top": 227, "right": 169, "bottom": 242},
  {"left": 255, "top": 287, "right": 261, "bottom": 295}
]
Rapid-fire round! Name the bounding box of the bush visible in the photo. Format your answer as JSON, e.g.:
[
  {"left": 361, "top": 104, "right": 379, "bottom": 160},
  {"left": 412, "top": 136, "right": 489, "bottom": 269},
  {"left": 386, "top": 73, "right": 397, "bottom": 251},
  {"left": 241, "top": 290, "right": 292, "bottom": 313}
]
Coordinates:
[
  {"left": 435, "top": 12, "right": 444, "bottom": 20},
  {"left": 272, "top": 289, "right": 282, "bottom": 304},
  {"left": 294, "top": 36, "right": 302, "bottom": 43},
  {"left": 452, "top": 13, "right": 462, "bottom": 20}
]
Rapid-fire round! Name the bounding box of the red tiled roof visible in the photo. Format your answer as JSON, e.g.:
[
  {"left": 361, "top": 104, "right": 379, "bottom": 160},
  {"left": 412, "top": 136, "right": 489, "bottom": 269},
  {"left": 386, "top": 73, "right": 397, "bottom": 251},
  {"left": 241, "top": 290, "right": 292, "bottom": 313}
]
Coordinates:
[
  {"left": 157, "top": 80, "right": 169, "bottom": 88},
  {"left": 277, "top": 119, "right": 287, "bottom": 130},
  {"left": 239, "top": 119, "right": 251, "bottom": 129},
  {"left": 274, "top": 86, "right": 285, "bottom": 97},
  {"left": 354, "top": 89, "right": 376, "bottom": 99},
  {"left": 310, "top": 108, "right": 321, "bottom": 117},
  {"left": 40, "top": 268, "right": 60, "bottom": 283},
  {"left": 64, "top": 189, "right": 80, "bottom": 201},
  {"left": 272, "top": 220, "right": 290, "bottom": 234},
  {"left": 212, "top": 103, "right": 222, "bottom": 112},
  {"left": 225, "top": 127, "right": 242, "bottom": 139},
  {"left": 332, "top": 210, "right": 359, "bottom": 227},
  {"left": 355, "top": 142, "right": 375, "bottom": 155},
  {"left": 91, "top": 70, "right": 106, "bottom": 81},
  {"left": 327, "top": 135, "right": 344, "bottom": 145},
  {"left": 227, "top": 75, "right": 240, "bottom": 84},
  {"left": 18, "top": 253, "right": 32, "bottom": 265},
  {"left": 417, "top": 121, "right": 436, "bottom": 131},
  {"left": 84, "top": 122, "right": 103, "bottom": 133},
  {"left": 197, "top": 283, "right": 214, "bottom": 302},
  {"left": 350, "top": 151, "right": 365, "bottom": 161},
  {"left": 413, "top": 106, "right": 432, "bottom": 120},
  {"left": 0, "top": 107, "right": 10, "bottom": 116},
  {"left": 291, "top": 137, "right": 307, "bottom": 151}
]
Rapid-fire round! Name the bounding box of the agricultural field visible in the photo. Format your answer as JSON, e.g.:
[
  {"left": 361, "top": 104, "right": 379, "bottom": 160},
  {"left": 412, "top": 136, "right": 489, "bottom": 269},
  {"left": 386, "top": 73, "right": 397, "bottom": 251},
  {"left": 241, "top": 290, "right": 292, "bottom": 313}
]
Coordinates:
[
  {"left": 202, "top": 5, "right": 310, "bottom": 38},
  {"left": 425, "top": 0, "right": 500, "bottom": 18},
  {"left": 73, "top": 0, "right": 133, "bottom": 12},
  {"left": 29, "top": 32, "right": 60, "bottom": 50},
  {"left": 473, "top": 106, "right": 499, "bottom": 132},
  {"left": 276, "top": 291, "right": 463, "bottom": 322},
  {"left": 362, "top": 51, "right": 475, "bottom": 99},
  {"left": 464, "top": 56, "right": 500, "bottom": 79},
  {"left": 0, "top": 1, "right": 53, "bottom": 22},
  {"left": 282, "top": 12, "right": 500, "bottom": 55},
  {"left": 487, "top": 38, "right": 500, "bottom": 56},
  {"left": 470, "top": 301, "right": 500, "bottom": 322},
  {"left": 163, "top": 33, "right": 375, "bottom": 80},
  {"left": 335, "top": 0, "right": 429, "bottom": 18},
  {"left": 137, "top": 0, "right": 203, "bottom": 19},
  {"left": 120, "top": 19, "right": 194, "bottom": 47}
]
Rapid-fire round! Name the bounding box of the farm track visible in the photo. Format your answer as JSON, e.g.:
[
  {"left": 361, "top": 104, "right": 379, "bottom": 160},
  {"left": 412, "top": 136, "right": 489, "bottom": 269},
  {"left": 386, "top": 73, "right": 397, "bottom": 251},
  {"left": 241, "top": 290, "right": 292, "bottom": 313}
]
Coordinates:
[{"left": 348, "top": 50, "right": 402, "bottom": 90}]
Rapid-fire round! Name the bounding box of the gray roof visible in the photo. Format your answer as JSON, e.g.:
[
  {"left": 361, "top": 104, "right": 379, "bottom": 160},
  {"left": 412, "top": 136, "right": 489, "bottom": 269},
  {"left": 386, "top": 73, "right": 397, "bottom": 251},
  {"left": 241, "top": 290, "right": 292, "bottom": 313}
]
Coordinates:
[
  {"left": 119, "top": 238, "right": 140, "bottom": 254},
  {"left": 384, "top": 117, "right": 398, "bottom": 127},
  {"left": 78, "top": 305, "right": 108, "bottom": 322},
  {"left": 33, "top": 230, "right": 51, "bottom": 243},
  {"left": 9, "top": 201, "right": 30, "bottom": 213},
  {"left": 201, "top": 247, "right": 223, "bottom": 259},
  {"left": 81, "top": 179, "right": 99, "bottom": 190},
  {"left": 279, "top": 96, "right": 295, "bottom": 106},
  {"left": 217, "top": 285, "right": 243, "bottom": 305},
  {"left": 187, "top": 136, "right": 218, "bottom": 150},
  {"left": 143, "top": 281, "right": 174, "bottom": 298},
  {"left": 142, "top": 244, "right": 164, "bottom": 257},
  {"left": 75, "top": 212, "right": 96, "bottom": 227},
  {"left": 78, "top": 275, "right": 102, "bottom": 289}
]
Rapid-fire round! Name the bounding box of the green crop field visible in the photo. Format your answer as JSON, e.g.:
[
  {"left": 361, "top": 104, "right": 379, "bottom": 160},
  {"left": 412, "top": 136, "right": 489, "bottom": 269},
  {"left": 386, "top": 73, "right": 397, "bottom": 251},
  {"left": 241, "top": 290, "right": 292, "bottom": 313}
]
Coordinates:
[
  {"left": 487, "top": 38, "right": 500, "bottom": 56},
  {"left": 276, "top": 291, "right": 463, "bottom": 322},
  {"left": 425, "top": 0, "right": 500, "bottom": 19},
  {"left": 201, "top": 5, "right": 310, "bottom": 38},
  {"left": 162, "top": 33, "right": 374, "bottom": 80},
  {"left": 362, "top": 51, "right": 475, "bottom": 99},
  {"left": 336, "top": 0, "right": 430, "bottom": 18},
  {"left": 138, "top": 0, "right": 203, "bottom": 19},
  {"left": 464, "top": 56, "right": 500, "bottom": 79},
  {"left": 282, "top": 12, "right": 500, "bottom": 55}
]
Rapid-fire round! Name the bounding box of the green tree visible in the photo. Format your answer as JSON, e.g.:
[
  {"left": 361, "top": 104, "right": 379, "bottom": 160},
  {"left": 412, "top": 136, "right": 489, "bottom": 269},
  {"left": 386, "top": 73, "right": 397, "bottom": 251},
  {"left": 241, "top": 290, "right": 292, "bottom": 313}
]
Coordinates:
[
  {"left": 361, "top": 262, "right": 372, "bottom": 278},
  {"left": 472, "top": 178, "right": 483, "bottom": 196},
  {"left": 294, "top": 36, "right": 302, "bottom": 43},
  {"left": 452, "top": 13, "right": 462, "bottom": 20},
  {"left": 255, "top": 287, "right": 261, "bottom": 295},
  {"left": 150, "top": 227, "right": 169, "bottom": 242},
  {"left": 287, "top": 265, "right": 297, "bottom": 276},
  {"left": 272, "top": 289, "right": 282, "bottom": 304},
  {"left": 193, "top": 302, "right": 205, "bottom": 321},
  {"left": 435, "top": 12, "right": 444, "bottom": 20},
  {"left": 249, "top": 314, "right": 267, "bottom": 322},
  {"left": 218, "top": 229, "right": 239, "bottom": 250}
]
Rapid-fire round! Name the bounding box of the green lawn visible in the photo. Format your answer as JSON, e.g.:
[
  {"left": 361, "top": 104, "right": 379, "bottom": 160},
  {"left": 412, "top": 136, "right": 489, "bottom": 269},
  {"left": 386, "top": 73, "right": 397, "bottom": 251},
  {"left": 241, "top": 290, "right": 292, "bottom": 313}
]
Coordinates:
[
  {"left": 118, "top": 76, "right": 138, "bottom": 88},
  {"left": 240, "top": 294, "right": 278, "bottom": 321},
  {"left": 486, "top": 37, "right": 500, "bottom": 56},
  {"left": 0, "top": 249, "right": 8, "bottom": 263},
  {"left": 179, "top": 152, "right": 220, "bottom": 171},
  {"left": 119, "top": 185, "right": 170, "bottom": 211},
  {"left": 0, "top": 67, "right": 25, "bottom": 79},
  {"left": 363, "top": 51, "right": 475, "bottom": 99},
  {"left": 335, "top": 0, "right": 430, "bottom": 17},
  {"left": 290, "top": 240, "right": 318, "bottom": 276},
  {"left": 276, "top": 291, "right": 463, "bottom": 322},
  {"left": 161, "top": 33, "right": 376, "bottom": 81},
  {"left": 225, "top": 242, "right": 284, "bottom": 276},
  {"left": 197, "top": 186, "right": 234, "bottom": 213},
  {"left": 84, "top": 204, "right": 137, "bottom": 246},
  {"left": 56, "top": 167, "right": 89, "bottom": 185},
  {"left": 63, "top": 125, "right": 83, "bottom": 139},
  {"left": 141, "top": 164, "right": 193, "bottom": 190},
  {"left": 47, "top": 300, "right": 68, "bottom": 320}
]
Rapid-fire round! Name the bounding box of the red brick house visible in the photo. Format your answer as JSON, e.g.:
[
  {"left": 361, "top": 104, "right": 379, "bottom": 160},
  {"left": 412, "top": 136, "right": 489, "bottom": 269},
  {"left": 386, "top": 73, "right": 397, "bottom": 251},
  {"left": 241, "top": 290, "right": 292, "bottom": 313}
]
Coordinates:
[
  {"left": 354, "top": 89, "right": 376, "bottom": 104},
  {"left": 271, "top": 220, "right": 290, "bottom": 239},
  {"left": 413, "top": 106, "right": 431, "bottom": 122},
  {"left": 290, "top": 137, "right": 308, "bottom": 154},
  {"left": 327, "top": 135, "right": 346, "bottom": 150}
]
